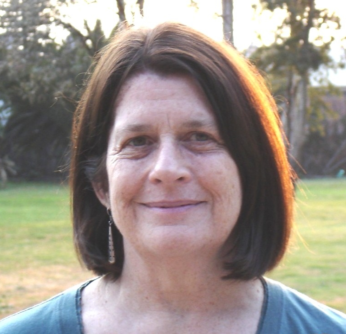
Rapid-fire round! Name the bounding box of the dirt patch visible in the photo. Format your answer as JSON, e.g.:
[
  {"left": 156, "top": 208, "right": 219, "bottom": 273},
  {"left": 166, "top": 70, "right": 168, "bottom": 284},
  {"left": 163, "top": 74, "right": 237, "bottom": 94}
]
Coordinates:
[{"left": 0, "top": 265, "right": 92, "bottom": 319}]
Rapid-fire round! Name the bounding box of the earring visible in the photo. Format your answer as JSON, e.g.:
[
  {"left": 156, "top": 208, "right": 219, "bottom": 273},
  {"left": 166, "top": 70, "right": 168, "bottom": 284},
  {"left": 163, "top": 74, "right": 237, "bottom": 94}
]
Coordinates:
[{"left": 107, "top": 210, "right": 116, "bottom": 264}]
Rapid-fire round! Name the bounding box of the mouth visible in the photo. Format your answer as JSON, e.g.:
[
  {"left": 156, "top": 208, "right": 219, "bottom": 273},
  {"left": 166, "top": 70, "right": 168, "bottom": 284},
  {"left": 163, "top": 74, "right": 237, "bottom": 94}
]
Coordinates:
[{"left": 141, "top": 200, "right": 205, "bottom": 210}]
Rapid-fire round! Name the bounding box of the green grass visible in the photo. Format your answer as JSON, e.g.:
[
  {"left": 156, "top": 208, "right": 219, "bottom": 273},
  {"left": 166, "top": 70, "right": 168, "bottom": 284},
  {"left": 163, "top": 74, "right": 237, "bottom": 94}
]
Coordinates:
[
  {"left": 0, "top": 179, "right": 345, "bottom": 317},
  {"left": 0, "top": 183, "right": 92, "bottom": 318},
  {"left": 268, "top": 178, "right": 346, "bottom": 312},
  {"left": 0, "top": 183, "right": 76, "bottom": 270}
]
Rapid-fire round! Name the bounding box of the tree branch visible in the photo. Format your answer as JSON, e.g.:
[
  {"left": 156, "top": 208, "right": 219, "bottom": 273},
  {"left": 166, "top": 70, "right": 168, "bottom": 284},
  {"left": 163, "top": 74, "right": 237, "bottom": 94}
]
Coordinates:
[
  {"left": 55, "top": 19, "right": 94, "bottom": 56},
  {"left": 116, "top": 0, "right": 126, "bottom": 23},
  {"left": 303, "top": 0, "right": 315, "bottom": 45},
  {"left": 137, "top": 0, "right": 144, "bottom": 17}
]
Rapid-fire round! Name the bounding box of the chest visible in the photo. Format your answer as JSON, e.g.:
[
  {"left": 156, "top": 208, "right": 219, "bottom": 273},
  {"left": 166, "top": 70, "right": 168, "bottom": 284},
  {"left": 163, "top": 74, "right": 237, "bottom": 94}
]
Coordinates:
[{"left": 82, "top": 309, "right": 261, "bottom": 334}]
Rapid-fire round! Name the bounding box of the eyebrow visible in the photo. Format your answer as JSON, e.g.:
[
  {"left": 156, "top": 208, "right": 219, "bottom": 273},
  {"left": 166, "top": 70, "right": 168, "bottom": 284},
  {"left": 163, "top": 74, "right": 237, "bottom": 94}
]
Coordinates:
[
  {"left": 116, "top": 124, "right": 153, "bottom": 134},
  {"left": 180, "top": 120, "right": 216, "bottom": 129}
]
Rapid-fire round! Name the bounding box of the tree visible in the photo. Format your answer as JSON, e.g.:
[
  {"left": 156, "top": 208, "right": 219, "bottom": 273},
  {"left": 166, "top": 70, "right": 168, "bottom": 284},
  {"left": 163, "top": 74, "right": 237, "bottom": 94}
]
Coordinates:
[
  {"left": 301, "top": 86, "right": 346, "bottom": 175},
  {"left": 250, "top": 0, "right": 342, "bottom": 171},
  {"left": 0, "top": 135, "right": 16, "bottom": 187},
  {"left": 0, "top": 0, "right": 145, "bottom": 179},
  {"left": 222, "top": 0, "right": 233, "bottom": 44},
  {"left": 0, "top": 0, "right": 94, "bottom": 178}
]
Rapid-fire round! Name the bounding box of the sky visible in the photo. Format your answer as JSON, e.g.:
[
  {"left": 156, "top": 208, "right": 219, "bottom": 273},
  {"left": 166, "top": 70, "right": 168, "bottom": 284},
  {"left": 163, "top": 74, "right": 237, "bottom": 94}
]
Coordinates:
[{"left": 65, "top": 0, "right": 346, "bottom": 85}]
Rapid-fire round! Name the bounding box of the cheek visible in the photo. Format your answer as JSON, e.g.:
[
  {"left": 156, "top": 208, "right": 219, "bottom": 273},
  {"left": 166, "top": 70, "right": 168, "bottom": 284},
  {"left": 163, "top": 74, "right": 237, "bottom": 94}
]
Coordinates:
[
  {"left": 201, "top": 154, "right": 241, "bottom": 194},
  {"left": 106, "top": 159, "right": 145, "bottom": 213},
  {"left": 200, "top": 156, "right": 242, "bottom": 215},
  {"left": 216, "top": 175, "right": 241, "bottom": 207}
]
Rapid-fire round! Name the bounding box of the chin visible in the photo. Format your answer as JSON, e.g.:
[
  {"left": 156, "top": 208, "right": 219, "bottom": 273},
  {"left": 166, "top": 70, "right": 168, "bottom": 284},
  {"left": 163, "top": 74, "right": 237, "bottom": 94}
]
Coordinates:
[{"left": 137, "top": 225, "right": 219, "bottom": 258}]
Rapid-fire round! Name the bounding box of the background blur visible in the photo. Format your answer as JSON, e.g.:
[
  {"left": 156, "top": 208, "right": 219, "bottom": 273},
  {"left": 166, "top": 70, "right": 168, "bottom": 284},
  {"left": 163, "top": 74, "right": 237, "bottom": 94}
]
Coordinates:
[
  {"left": 0, "top": 0, "right": 346, "bottom": 181},
  {"left": 0, "top": 0, "right": 345, "bottom": 319}
]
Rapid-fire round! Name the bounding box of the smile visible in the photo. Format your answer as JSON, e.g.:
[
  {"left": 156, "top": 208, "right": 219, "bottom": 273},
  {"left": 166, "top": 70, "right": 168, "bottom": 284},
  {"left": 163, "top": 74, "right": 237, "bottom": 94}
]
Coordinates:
[{"left": 141, "top": 200, "right": 205, "bottom": 211}]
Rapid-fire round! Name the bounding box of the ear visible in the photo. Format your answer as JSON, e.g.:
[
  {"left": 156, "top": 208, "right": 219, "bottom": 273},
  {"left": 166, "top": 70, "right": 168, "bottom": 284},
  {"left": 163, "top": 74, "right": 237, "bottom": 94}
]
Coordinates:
[{"left": 92, "top": 181, "right": 110, "bottom": 209}]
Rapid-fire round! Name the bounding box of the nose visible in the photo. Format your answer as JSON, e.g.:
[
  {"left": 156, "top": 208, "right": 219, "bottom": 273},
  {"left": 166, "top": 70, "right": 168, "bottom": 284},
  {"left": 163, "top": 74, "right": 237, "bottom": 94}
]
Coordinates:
[{"left": 148, "top": 139, "right": 191, "bottom": 185}]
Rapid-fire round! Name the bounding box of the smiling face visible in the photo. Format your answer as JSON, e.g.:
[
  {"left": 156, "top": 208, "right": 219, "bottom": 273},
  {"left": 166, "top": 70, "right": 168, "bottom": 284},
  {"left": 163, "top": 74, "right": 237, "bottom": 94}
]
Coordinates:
[{"left": 96, "top": 72, "right": 242, "bottom": 261}]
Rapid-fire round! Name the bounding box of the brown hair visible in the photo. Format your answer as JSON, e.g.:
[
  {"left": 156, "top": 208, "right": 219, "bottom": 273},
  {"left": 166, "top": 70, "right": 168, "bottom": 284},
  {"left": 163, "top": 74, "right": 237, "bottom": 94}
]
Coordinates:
[{"left": 70, "top": 22, "right": 294, "bottom": 280}]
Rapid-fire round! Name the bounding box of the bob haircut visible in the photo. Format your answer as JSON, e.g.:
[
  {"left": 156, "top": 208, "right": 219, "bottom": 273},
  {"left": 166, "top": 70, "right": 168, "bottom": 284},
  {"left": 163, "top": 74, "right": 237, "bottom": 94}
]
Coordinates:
[{"left": 70, "top": 22, "right": 294, "bottom": 280}]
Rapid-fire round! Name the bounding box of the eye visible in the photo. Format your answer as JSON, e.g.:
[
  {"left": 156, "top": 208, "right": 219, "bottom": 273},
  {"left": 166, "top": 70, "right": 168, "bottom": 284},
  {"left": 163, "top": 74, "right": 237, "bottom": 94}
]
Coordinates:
[
  {"left": 128, "top": 136, "right": 151, "bottom": 147},
  {"left": 190, "top": 132, "right": 211, "bottom": 141}
]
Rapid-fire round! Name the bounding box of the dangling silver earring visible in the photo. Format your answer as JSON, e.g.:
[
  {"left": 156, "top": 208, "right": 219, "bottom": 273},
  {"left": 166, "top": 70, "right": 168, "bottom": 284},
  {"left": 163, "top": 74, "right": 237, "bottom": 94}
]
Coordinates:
[{"left": 107, "top": 209, "right": 116, "bottom": 264}]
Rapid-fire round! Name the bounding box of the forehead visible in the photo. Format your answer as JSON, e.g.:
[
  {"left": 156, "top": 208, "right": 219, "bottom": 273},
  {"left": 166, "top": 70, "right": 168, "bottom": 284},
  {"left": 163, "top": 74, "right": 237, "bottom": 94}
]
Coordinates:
[
  {"left": 116, "top": 72, "right": 208, "bottom": 105},
  {"left": 114, "top": 72, "right": 215, "bottom": 125}
]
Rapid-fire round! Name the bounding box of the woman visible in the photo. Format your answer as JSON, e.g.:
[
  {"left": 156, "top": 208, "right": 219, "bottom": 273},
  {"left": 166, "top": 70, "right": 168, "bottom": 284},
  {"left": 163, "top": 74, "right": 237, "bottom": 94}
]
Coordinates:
[{"left": 0, "top": 22, "right": 345, "bottom": 334}]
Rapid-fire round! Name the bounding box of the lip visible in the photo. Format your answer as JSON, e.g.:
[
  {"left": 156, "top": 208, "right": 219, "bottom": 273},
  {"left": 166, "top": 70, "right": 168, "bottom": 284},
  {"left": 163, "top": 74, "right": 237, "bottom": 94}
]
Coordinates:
[
  {"left": 142, "top": 200, "right": 204, "bottom": 209},
  {"left": 140, "top": 200, "right": 205, "bottom": 214}
]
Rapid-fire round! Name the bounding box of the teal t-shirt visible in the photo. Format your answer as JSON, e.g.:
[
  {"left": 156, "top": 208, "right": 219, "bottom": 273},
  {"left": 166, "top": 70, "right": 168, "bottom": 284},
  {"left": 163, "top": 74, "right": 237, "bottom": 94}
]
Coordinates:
[
  {"left": 0, "top": 278, "right": 345, "bottom": 333},
  {"left": 0, "top": 280, "right": 88, "bottom": 334},
  {"left": 259, "top": 278, "right": 346, "bottom": 333}
]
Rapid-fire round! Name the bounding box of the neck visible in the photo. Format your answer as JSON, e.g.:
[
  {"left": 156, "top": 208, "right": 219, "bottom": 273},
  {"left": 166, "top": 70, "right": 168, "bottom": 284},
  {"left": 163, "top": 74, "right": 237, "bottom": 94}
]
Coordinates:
[{"left": 102, "top": 246, "right": 262, "bottom": 315}]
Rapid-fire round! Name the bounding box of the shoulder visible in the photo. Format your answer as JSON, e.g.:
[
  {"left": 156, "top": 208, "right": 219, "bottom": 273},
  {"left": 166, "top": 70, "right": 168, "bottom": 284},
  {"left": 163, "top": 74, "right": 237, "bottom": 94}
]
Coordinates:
[
  {"left": 0, "top": 293, "right": 67, "bottom": 334},
  {"left": 260, "top": 278, "right": 346, "bottom": 334},
  {"left": 0, "top": 280, "right": 94, "bottom": 334}
]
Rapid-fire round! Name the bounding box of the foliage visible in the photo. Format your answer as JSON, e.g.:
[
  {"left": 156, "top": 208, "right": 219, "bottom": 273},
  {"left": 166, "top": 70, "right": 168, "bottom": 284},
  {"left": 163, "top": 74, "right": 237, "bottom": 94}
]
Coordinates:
[
  {"left": 253, "top": 0, "right": 340, "bottom": 74},
  {"left": 301, "top": 87, "right": 346, "bottom": 176},
  {"left": 250, "top": 0, "right": 343, "bottom": 171},
  {"left": 307, "top": 84, "right": 339, "bottom": 135},
  {"left": 0, "top": 0, "right": 146, "bottom": 180},
  {"left": 0, "top": 0, "right": 109, "bottom": 179}
]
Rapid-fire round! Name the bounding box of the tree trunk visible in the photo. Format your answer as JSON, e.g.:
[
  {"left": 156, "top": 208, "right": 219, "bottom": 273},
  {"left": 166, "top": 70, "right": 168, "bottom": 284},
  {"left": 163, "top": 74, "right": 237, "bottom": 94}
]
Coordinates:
[
  {"left": 288, "top": 73, "right": 309, "bottom": 171},
  {"left": 222, "top": 0, "right": 233, "bottom": 45},
  {"left": 287, "top": 0, "right": 314, "bottom": 171},
  {"left": 116, "top": 0, "right": 127, "bottom": 23},
  {"left": 281, "top": 68, "right": 294, "bottom": 138}
]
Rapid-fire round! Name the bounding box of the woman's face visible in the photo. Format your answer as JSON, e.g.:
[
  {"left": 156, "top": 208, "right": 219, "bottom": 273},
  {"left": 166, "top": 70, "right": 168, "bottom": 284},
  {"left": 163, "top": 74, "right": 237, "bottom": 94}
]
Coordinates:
[{"left": 99, "top": 72, "right": 242, "bottom": 260}]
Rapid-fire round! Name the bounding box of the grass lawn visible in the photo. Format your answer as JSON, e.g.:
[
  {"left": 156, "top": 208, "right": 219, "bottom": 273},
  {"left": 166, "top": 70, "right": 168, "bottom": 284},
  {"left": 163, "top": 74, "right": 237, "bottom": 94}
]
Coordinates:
[
  {"left": 0, "top": 182, "right": 92, "bottom": 318},
  {"left": 0, "top": 179, "right": 345, "bottom": 319},
  {"left": 268, "top": 178, "right": 346, "bottom": 312}
]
